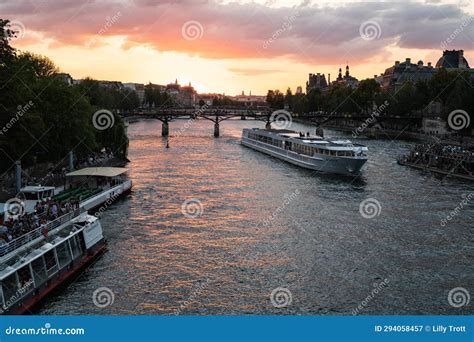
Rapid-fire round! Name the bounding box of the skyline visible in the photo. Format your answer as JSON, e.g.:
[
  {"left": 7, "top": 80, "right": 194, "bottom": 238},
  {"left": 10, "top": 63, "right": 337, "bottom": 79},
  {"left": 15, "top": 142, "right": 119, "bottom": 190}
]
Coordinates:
[{"left": 2, "top": 0, "right": 474, "bottom": 95}]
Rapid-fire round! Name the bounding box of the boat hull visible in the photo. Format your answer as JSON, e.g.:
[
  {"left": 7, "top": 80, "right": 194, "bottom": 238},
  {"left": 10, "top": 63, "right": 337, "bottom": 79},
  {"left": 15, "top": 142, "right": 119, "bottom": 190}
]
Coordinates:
[
  {"left": 242, "top": 137, "right": 367, "bottom": 175},
  {"left": 3, "top": 239, "right": 107, "bottom": 315},
  {"left": 81, "top": 180, "right": 132, "bottom": 212}
]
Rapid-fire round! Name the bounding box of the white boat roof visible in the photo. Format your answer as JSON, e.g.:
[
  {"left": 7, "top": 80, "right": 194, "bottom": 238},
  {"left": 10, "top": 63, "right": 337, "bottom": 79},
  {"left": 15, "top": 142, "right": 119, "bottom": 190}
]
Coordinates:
[
  {"left": 66, "top": 167, "right": 128, "bottom": 178},
  {"left": 20, "top": 185, "right": 56, "bottom": 192}
]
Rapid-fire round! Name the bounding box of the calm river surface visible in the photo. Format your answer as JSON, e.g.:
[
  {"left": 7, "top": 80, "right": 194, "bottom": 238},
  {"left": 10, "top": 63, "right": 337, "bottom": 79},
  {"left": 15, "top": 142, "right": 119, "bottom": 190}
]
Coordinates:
[{"left": 40, "top": 119, "right": 473, "bottom": 315}]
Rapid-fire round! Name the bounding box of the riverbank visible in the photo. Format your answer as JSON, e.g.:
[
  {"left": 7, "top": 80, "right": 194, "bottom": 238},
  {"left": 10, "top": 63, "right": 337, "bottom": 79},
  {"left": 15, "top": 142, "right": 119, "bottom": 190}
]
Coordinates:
[
  {"left": 397, "top": 159, "right": 474, "bottom": 181},
  {"left": 293, "top": 118, "right": 473, "bottom": 144}
]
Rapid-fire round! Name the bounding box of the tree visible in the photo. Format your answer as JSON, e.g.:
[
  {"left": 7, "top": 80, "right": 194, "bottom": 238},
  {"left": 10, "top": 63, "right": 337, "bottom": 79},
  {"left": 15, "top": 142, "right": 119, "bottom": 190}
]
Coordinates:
[
  {"left": 0, "top": 18, "right": 130, "bottom": 172},
  {"left": 354, "top": 79, "right": 380, "bottom": 114},
  {"left": 266, "top": 89, "right": 284, "bottom": 109},
  {"left": 284, "top": 87, "right": 293, "bottom": 109}
]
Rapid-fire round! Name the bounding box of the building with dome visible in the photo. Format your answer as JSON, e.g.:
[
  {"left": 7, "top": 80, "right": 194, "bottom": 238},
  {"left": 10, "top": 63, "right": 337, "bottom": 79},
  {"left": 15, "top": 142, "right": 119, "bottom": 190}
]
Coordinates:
[
  {"left": 435, "top": 50, "right": 470, "bottom": 69},
  {"left": 378, "top": 58, "right": 435, "bottom": 90},
  {"left": 378, "top": 50, "right": 474, "bottom": 90}
]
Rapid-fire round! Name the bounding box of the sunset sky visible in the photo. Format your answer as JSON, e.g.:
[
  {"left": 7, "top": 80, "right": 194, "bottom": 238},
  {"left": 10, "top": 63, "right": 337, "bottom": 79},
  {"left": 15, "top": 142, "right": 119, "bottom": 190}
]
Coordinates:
[{"left": 2, "top": 0, "right": 474, "bottom": 95}]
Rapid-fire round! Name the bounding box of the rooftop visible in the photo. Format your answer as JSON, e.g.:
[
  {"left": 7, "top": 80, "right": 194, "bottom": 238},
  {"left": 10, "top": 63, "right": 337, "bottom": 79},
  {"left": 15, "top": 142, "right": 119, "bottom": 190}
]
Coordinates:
[{"left": 66, "top": 167, "right": 128, "bottom": 178}]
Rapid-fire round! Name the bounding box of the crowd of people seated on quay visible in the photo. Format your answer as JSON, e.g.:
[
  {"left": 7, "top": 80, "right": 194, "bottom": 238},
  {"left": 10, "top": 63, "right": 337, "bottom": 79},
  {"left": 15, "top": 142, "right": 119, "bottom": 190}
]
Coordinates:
[
  {"left": 405, "top": 143, "right": 474, "bottom": 174},
  {"left": 0, "top": 198, "right": 79, "bottom": 248}
]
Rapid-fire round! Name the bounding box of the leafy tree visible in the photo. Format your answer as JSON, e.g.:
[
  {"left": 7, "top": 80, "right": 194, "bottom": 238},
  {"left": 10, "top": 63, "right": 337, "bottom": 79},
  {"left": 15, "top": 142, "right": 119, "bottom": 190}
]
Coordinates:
[{"left": 0, "top": 18, "right": 130, "bottom": 172}]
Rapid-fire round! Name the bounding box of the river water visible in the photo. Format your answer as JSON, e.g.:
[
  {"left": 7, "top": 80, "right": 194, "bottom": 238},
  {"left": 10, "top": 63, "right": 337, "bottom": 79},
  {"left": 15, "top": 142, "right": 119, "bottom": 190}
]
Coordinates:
[{"left": 40, "top": 119, "right": 473, "bottom": 315}]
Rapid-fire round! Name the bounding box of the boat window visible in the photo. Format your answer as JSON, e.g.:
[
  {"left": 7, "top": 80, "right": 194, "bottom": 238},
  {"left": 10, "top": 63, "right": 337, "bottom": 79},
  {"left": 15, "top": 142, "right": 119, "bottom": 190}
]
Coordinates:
[
  {"left": 22, "top": 192, "right": 38, "bottom": 200},
  {"left": 17, "top": 265, "right": 33, "bottom": 289},
  {"left": 70, "top": 234, "right": 83, "bottom": 259},
  {"left": 1, "top": 273, "right": 19, "bottom": 306},
  {"left": 44, "top": 249, "right": 58, "bottom": 277},
  {"left": 56, "top": 242, "right": 72, "bottom": 269},
  {"left": 31, "top": 256, "right": 47, "bottom": 285}
]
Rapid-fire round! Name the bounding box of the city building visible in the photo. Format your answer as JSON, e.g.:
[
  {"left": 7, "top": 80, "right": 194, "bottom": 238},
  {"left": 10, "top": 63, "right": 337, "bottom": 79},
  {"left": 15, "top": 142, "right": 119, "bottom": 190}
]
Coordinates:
[
  {"left": 379, "top": 50, "right": 474, "bottom": 90},
  {"left": 379, "top": 58, "right": 435, "bottom": 90},
  {"left": 55, "top": 73, "right": 74, "bottom": 86},
  {"left": 196, "top": 93, "right": 224, "bottom": 106},
  {"left": 306, "top": 73, "right": 328, "bottom": 93},
  {"left": 165, "top": 80, "right": 196, "bottom": 107},
  {"left": 97, "top": 80, "right": 124, "bottom": 90},
  {"left": 332, "top": 65, "right": 359, "bottom": 88},
  {"left": 435, "top": 49, "right": 470, "bottom": 69},
  {"left": 123, "top": 83, "right": 146, "bottom": 105},
  {"left": 232, "top": 91, "right": 267, "bottom": 106}
]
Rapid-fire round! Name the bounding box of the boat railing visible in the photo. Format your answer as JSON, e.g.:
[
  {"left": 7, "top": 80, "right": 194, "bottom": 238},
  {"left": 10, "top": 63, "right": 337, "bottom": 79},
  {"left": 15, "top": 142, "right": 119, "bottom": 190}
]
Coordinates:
[{"left": 0, "top": 208, "right": 83, "bottom": 257}]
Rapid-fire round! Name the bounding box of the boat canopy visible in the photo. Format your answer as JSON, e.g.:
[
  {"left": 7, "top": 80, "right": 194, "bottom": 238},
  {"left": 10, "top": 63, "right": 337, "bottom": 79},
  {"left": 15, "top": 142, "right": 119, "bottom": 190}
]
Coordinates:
[
  {"left": 66, "top": 167, "right": 128, "bottom": 178},
  {"left": 20, "top": 186, "right": 56, "bottom": 193}
]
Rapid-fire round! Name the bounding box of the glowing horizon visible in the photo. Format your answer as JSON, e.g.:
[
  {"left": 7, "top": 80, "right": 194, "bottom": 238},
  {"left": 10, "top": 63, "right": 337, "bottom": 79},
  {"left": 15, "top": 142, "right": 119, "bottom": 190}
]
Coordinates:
[{"left": 3, "top": 0, "right": 474, "bottom": 95}]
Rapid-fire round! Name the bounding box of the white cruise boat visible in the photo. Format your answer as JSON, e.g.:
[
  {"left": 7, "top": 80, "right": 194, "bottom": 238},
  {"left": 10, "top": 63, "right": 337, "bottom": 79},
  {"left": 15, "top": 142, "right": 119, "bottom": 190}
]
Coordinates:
[
  {"left": 16, "top": 167, "right": 132, "bottom": 215},
  {"left": 242, "top": 128, "right": 368, "bottom": 175},
  {"left": 0, "top": 211, "right": 106, "bottom": 314}
]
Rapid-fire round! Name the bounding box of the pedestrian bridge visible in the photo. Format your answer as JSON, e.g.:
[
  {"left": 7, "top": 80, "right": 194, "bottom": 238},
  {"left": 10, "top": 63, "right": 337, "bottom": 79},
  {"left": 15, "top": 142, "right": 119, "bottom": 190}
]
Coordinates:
[{"left": 121, "top": 107, "right": 423, "bottom": 137}]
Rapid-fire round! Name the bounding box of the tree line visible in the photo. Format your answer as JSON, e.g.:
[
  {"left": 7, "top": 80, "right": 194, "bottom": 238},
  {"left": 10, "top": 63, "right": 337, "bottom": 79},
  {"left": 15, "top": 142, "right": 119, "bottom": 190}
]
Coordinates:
[
  {"left": 0, "top": 19, "right": 130, "bottom": 173},
  {"left": 266, "top": 70, "right": 474, "bottom": 135}
]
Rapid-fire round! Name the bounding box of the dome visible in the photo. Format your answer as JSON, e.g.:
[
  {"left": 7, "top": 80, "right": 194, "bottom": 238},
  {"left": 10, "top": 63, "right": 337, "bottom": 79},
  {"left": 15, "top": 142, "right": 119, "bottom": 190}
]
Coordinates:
[{"left": 436, "top": 50, "right": 470, "bottom": 69}]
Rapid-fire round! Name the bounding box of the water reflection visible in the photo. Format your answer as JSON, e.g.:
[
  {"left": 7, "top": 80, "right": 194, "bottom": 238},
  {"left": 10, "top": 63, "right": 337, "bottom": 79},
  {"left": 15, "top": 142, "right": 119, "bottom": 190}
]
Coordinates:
[{"left": 39, "top": 119, "right": 474, "bottom": 315}]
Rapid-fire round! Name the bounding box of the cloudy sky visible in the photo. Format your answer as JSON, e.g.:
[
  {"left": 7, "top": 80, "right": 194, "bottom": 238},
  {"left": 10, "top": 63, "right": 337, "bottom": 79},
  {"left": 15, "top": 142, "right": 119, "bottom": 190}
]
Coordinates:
[{"left": 2, "top": 0, "right": 474, "bottom": 94}]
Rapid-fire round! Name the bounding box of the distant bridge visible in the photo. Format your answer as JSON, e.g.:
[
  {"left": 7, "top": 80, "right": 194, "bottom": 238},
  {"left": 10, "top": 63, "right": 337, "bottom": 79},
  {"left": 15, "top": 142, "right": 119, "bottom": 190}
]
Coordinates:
[{"left": 120, "top": 107, "right": 423, "bottom": 137}]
